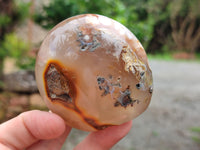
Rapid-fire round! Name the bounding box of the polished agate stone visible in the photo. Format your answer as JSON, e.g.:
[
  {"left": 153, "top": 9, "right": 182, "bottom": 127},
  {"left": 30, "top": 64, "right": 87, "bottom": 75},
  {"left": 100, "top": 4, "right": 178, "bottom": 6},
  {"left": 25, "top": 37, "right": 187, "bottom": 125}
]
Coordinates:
[{"left": 35, "top": 14, "right": 153, "bottom": 131}]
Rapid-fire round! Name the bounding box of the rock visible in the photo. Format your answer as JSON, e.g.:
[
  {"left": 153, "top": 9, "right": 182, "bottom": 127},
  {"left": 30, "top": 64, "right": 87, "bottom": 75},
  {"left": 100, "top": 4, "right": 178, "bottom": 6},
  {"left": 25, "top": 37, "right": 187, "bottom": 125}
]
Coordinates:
[
  {"left": 3, "top": 58, "right": 19, "bottom": 74},
  {"left": 5, "top": 94, "right": 30, "bottom": 120},
  {"left": 30, "top": 94, "right": 47, "bottom": 109},
  {"left": 6, "top": 105, "right": 24, "bottom": 119},
  {"left": 9, "top": 95, "right": 29, "bottom": 106},
  {"left": 0, "top": 109, "right": 5, "bottom": 121},
  {"left": 3, "top": 70, "right": 38, "bottom": 93}
]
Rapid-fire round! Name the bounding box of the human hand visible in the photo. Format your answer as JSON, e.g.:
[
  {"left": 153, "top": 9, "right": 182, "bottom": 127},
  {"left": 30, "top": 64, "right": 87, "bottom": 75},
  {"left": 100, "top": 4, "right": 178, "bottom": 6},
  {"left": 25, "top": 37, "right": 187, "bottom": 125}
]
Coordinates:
[{"left": 0, "top": 110, "right": 132, "bottom": 150}]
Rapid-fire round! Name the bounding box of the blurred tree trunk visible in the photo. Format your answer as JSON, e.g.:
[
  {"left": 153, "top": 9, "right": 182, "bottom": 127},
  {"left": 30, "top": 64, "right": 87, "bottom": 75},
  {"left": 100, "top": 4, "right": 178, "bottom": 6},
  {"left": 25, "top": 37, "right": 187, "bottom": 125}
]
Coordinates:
[
  {"left": 146, "top": 21, "right": 171, "bottom": 54},
  {"left": 28, "top": 0, "right": 35, "bottom": 50},
  {"left": 0, "top": 59, "right": 4, "bottom": 90},
  {"left": 0, "top": 0, "right": 13, "bottom": 89},
  {"left": 0, "top": 0, "right": 21, "bottom": 88},
  {"left": 171, "top": 15, "right": 200, "bottom": 54},
  {"left": 169, "top": 0, "right": 200, "bottom": 54},
  {"left": 0, "top": 0, "right": 13, "bottom": 81},
  {"left": 146, "top": 0, "right": 200, "bottom": 54},
  {"left": 0, "top": 0, "right": 15, "bottom": 40},
  {"left": 146, "top": 0, "right": 172, "bottom": 54}
]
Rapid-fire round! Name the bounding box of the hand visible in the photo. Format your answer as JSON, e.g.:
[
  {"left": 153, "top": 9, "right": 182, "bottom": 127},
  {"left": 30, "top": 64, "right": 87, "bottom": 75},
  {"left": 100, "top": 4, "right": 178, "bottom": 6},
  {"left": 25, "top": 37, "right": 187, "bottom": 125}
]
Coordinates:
[{"left": 0, "top": 110, "right": 132, "bottom": 150}]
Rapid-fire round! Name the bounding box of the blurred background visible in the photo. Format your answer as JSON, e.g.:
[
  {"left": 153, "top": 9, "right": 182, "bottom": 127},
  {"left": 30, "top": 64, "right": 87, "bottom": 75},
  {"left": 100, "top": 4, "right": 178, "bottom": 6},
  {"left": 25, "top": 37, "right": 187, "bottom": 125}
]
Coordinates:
[{"left": 0, "top": 0, "right": 200, "bottom": 150}]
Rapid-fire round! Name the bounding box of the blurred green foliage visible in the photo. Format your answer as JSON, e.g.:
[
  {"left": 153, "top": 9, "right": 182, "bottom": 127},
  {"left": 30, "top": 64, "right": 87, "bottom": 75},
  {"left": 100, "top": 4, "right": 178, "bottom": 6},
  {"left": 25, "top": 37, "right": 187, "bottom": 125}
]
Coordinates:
[
  {"left": 34, "top": 0, "right": 154, "bottom": 48},
  {"left": 35, "top": 0, "right": 128, "bottom": 28},
  {"left": 0, "top": 15, "right": 11, "bottom": 28},
  {"left": 14, "top": 0, "right": 31, "bottom": 21},
  {"left": 0, "top": 0, "right": 32, "bottom": 76},
  {"left": 35, "top": 0, "right": 200, "bottom": 55},
  {"left": 0, "top": 33, "right": 27, "bottom": 58},
  {"left": 0, "top": 0, "right": 199, "bottom": 78},
  {"left": 0, "top": 33, "right": 35, "bottom": 70},
  {"left": 0, "top": 0, "right": 30, "bottom": 36}
]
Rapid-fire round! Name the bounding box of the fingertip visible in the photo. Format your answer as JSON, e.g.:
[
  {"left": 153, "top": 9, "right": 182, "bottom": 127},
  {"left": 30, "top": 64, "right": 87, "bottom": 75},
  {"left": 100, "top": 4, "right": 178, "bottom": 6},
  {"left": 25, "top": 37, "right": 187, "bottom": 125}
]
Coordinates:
[
  {"left": 95, "top": 120, "right": 132, "bottom": 136},
  {"left": 117, "top": 120, "right": 133, "bottom": 137},
  {"left": 94, "top": 120, "right": 132, "bottom": 142},
  {"left": 74, "top": 121, "right": 133, "bottom": 150},
  {"left": 114, "top": 120, "right": 133, "bottom": 134},
  {"left": 21, "top": 110, "right": 66, "bottom": 140}
]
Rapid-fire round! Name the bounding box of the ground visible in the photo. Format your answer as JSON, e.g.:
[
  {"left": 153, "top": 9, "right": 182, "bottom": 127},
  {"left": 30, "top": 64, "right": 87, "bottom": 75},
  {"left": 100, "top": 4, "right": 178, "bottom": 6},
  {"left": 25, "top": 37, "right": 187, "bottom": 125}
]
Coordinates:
[
  {"left": 0, "top": 60, "right": 199, "bottom": 150},
  {"left": 62, "top": 60, "right": 200, "bottom": 150}
]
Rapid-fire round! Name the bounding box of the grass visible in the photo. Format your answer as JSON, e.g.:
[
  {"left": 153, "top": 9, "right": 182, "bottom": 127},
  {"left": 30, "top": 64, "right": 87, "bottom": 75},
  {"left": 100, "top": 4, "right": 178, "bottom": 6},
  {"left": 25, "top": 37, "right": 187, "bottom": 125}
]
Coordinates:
[
  {"left": 152, "top": 131, "right": 159, "bottom": 137},
  {"left": 191, "top": 136, "right": 200, "bottom": 143},
  {"left": 191, "top": 127, "right": 200, "bottom": 133},
  {"left": 147, "top": 52, "right": 200, "bottom": 62},
  {"left": 190, "top": 127, "right": 200, "bottom": 144},
  {"left": 147, "top": 53, "right": 173, "bottom": 61}
]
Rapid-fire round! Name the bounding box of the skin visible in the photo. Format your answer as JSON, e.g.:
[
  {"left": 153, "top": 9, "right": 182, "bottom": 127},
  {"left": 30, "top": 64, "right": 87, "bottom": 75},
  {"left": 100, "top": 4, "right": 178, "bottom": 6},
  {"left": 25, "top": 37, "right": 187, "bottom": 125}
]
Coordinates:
[{"left": 0, "top": 110, "right": 132, "bottom": 150}]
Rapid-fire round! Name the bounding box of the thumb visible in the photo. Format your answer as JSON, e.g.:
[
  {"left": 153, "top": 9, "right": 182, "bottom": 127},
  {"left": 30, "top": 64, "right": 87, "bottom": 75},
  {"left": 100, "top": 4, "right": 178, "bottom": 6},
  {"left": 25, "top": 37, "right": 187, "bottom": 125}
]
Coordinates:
[{"left": 74, "top": 121, "right": 132, "bottom": 150}]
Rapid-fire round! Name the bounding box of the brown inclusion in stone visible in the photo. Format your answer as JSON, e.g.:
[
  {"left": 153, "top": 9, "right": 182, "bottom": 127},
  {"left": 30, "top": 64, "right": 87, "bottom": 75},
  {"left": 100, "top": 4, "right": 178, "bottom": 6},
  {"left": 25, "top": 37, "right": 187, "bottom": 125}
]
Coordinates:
[{"left": 44, "top": 61, "right": 77, "bottom": 110}]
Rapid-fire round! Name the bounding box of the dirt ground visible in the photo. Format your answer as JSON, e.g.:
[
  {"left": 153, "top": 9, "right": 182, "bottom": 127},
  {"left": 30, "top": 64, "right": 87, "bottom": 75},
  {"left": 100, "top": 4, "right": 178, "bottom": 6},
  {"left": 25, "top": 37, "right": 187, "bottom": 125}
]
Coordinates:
[{"left": 62, "top": 60, "right": 200, "bottom": 150}]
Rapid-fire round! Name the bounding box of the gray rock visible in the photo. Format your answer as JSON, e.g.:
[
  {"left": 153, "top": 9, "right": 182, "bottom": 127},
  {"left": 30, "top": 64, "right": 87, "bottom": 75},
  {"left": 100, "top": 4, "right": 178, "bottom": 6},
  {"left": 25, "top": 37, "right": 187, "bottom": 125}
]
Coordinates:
[{"left": 3, "top": 70, "right": 38, "bottom": 93}]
